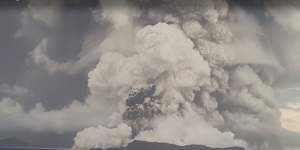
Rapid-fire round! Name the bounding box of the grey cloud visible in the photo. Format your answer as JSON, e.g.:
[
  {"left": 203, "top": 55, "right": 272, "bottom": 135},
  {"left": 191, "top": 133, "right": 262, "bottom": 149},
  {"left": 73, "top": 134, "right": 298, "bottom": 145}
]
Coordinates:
[{"left": 0, "top": 1, "right": 299, "bottom": 150}]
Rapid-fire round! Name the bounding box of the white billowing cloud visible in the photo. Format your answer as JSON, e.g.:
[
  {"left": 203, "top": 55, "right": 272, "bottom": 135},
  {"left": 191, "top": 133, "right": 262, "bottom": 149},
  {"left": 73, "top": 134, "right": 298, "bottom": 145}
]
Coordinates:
[
  {"left": 136, "top": 110, "right": 247, "bottom": 148},
  {"left": 0, "top": 21, "right": 212, "bottom": 142},
  {"left": 73, "top": 123, "right": 132, "bottom": 150},
  {"left": 0, "top": 97, "right": 105, "bottom": 132},
  {"left": 135, "top": 23, "right": 211, "bottom": 87},
  {"left": 85, "top": 22, "right": 211, "bottom": 118},
  {"left": 73, "top": 22, "right": 248, "bottom": 149},
  {"left": 86, "top": 22, "right": 210, "bottom": 107},
  {"left": 73, "top": 1, "right": 287, "bottom": 149},
  {"left": 4, "top": 0, "right": 298, "bottom": 150}
]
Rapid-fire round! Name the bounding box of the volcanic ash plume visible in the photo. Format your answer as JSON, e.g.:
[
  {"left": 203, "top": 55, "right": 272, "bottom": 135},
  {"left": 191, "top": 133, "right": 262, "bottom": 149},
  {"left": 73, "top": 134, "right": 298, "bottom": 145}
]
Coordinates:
[{"left": 73, "top": 0, "right": 283, "bottom": 150}]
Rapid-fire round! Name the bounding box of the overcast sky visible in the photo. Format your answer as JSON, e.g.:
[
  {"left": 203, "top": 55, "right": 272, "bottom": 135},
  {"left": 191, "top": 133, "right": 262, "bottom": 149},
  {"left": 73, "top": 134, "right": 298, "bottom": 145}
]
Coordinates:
[
  {"left": 0, "top": 0, "right": 300, "bottom": 149},
  {"left": 0, "top": 0, "right": 98, "bottom": 146}
]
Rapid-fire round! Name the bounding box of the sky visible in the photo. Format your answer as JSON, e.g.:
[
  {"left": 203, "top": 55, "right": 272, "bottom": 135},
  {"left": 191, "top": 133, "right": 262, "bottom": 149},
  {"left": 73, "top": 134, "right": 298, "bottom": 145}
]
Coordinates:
[{"left": 0, "top": 0, "right": 300, "bottom": 150}]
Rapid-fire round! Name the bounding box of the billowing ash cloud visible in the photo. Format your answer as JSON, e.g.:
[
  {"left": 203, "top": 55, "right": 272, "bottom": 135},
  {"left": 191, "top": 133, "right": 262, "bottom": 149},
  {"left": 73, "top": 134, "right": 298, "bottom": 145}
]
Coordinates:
[
  {"left": 1, "top": 0, "right": 300, "bottom": 150},
  {"left": 72, "top": 0, "right": 285, "bottom": 150}
]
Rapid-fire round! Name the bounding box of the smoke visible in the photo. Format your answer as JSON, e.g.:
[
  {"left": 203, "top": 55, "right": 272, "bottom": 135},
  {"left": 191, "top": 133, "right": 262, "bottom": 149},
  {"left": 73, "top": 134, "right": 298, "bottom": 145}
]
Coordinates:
[
  {"left": 0, "top": 97, "right": 105, "bottom": 132},
  {"left": 73, "top": 0, "right": 282, "bottom": 150},
  {"left": 135, "top": 111, "right": 246, "bottom": 148},
  {"left": 1, "top": 0, "right": 300, "bottom": 150},
  {"left": 74, "top": 123, "right": 132, "bottom": 150}
]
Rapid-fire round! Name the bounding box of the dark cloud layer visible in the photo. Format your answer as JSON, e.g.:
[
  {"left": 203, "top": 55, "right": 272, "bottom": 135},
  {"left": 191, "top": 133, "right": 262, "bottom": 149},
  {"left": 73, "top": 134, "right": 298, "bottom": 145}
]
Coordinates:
[
  {"left": 0, "top": 1, "right": 100, "bottom": 145},
  {"left": 0, "top": 0, "right": 102, "bottom": 110}
]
